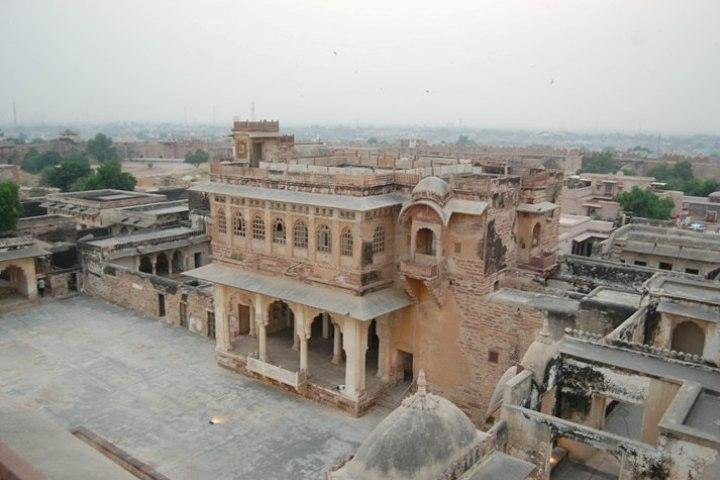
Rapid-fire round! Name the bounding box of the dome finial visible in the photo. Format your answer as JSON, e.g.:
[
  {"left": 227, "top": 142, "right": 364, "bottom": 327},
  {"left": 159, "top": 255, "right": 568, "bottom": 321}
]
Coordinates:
[{"left": 417, "top": 370, "right": 427, "bottom": 397}]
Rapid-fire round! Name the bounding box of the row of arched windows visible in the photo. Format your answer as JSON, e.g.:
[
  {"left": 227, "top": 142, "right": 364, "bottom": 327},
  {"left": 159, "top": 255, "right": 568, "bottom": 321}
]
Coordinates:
[{"left": 215, "top": 208, "right": 387, "bottom": 256}]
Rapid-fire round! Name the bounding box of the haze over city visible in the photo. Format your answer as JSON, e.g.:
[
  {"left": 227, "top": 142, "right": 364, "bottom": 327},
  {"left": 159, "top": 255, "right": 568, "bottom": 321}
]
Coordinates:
[
  {"left": 3, "top": 2, "right": 720, "bottom": 480},
  {"left": 2, "top": 0, "right": 720, "bottom": 134}
]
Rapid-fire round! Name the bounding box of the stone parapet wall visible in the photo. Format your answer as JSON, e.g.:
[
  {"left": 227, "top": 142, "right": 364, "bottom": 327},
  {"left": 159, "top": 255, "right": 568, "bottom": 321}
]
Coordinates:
[
  {"left": 83, "top": 264, "right": 213, "bottom": 336},
  {"left": 557, "top": 255, "right": 656, "bottom": 292},
  {"left": 216, "top": 352, "right": 377, "bottom": 416}
]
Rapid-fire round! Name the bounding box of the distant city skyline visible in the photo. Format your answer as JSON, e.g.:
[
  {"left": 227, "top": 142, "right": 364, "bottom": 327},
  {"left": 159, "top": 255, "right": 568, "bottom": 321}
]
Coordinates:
[{"left": 1, "top": 1, "right": 719, "bottom": 135}]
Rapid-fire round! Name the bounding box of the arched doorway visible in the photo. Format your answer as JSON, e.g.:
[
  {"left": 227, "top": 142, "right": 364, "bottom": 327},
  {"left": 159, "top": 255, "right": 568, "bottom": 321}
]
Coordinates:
[
  {"left": 139, "top": 256, "right": 153, "bottom": 274},
  {"left": 268, "top": 301, "right": 294, "bottom": 334},
  {"left": 0, "top": 265, "right": 29, "bottom": 298},
  {"left": 415, "top": 228, "right": 436, "bottom": 256},
  {"left": 365, "top": 319, "right": 380, "bottom": 378},
  {"left": 171, "top": 251, "right": 183, "bottom": 273},
  {"left": 309, "top": 312, "right": 339, "bottom": 363},
  {"left": 671, "top": 321, "right": 705, "bottom": 356},
  {"left": 155, "top": 253, "right": 169, "bottom": 276},
  {"left": 531, "top": 222, "right": 541, "bottom": 248}
]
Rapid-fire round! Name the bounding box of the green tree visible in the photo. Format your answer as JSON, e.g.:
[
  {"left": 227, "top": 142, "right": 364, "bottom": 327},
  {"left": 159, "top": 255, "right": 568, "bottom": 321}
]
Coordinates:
[
  {"left": 0, "top": 181, "right": 22, "bottom": 232},
  {"left": 647, "top": 161, "right": 719, "bottom": 195},
  {"left": 40, "top": 154, "right": 92, "bottom": 192},
  {"left": 457, "top": 134, "right": 473, "bottom": 145},
  {"left": 86, "top": 133, "right": 119, "bottom": 162},
  {"left": 579, "top": 149, "right": 620, "bottom": 174},
  {"left": 617, "top": 186, "right": 675, "bottom": 220},
  {"left": 21, "top": 150, "right": 62, "bottom": 173},
  {"left": 683, "top": 178, "right": 720, "bottom": 197},
  {"left": 72, "top": 161, "right": 137, "bottom": 191},
  {"left": 184, "top": 149, "right": 210, "bottom": 167},
  {"left": 671, "top": 161, "right": 694, "bottom": 182}
]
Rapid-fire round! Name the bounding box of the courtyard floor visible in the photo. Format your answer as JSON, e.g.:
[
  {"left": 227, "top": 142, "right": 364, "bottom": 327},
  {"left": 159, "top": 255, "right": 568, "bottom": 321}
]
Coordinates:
[{"left": 0, "top": 295, "right": 388, "bottom": 480}]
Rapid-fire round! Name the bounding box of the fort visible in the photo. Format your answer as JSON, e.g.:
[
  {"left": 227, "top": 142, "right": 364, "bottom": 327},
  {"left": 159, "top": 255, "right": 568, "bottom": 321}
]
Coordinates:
[{"left": 0, "top": 120, "right": 718, "bottom": 479}]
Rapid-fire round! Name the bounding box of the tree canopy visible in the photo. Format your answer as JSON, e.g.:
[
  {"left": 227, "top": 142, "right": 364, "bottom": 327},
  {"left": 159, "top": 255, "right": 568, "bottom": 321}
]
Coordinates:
[
  {"left": 72, "top": 160, "right": 136, "bottom": 191},
  {"left": 21, "top": 149, "right": 62, "bottom": 173},
  {"left": 86, "top": 133, "right": 119, "bottom": 162},
  {"left": 647, "top": 161, "right": 720, "bottom": 196},
  {"left": 40, "top": 154, "right": 92, "bottom": 192},
  {"left": 457, "top": 134, "right": 473, "bottom": 145},
  {"left": 617, "top": 186, "right": 675, "bottom": 220},
  {"left": 0, "top": 181, "right": 22, "bottom": 232},
  {"left": 184, "top": 149, "right": 210, "bottom": 167},
  {"left": 579, "top": 149, "right": 620, "bottom": 174}
]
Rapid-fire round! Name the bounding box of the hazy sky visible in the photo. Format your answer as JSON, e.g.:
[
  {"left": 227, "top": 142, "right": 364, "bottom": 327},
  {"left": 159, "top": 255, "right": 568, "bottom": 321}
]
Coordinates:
[{"left": 1, "top": 0, "right": 719, "bottom": 133}]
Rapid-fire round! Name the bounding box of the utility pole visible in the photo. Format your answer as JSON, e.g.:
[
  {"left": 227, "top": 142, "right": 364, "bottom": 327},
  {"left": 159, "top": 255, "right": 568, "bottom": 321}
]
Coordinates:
[
  {"left": 12, "top": 101, "right": 17, "bottom": 127},
  {"left": 250, "top": 101, "right": 255, "bottom": 121}
]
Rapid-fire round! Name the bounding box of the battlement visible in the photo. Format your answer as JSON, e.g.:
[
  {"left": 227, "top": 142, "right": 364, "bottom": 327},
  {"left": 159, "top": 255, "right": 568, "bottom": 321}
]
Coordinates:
[{"left": 232, "top": 120, "right": 280, "bottom": 133}]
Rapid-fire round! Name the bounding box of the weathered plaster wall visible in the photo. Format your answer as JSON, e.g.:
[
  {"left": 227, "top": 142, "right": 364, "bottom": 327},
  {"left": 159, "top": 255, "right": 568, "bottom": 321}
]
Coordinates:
[{"left": 83, "top": 265, "right": 213, "bottom": 336}]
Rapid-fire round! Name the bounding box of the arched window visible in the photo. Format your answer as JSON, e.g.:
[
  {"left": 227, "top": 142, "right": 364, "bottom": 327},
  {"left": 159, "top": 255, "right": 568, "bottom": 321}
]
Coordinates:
[
  {"left": 316, "top": 225, "right": 331, "bottom": 253},
  {"left": 171, "top": 251, "right": 183, "bottom": 273},
  {"left": 155, "top": 253, "right": 169, "bottom": 276},
  {"left": 293, "top": 221, "right": 308, "bottom": 248},
  {"left": 273, "top": 218, "right": 286, "bottom": 244},
  {"left": 233, "top": 212, "right": 245, "bottom": 237},
  {"left": 139, "top": 256, "right": 153, "bottom": 273},
  {"left": 340, "top": 228, "right": 354, "bottom": 256},
  {"left": 372, "top": 226, "right": 385, "bottom": 253},
  {"left": 416, "top": 228, "right": 436, "bottom": 256},
  {"left": 252, "top": 215, "right": 265, "bottom": 240},
  {"left": 531, "top": 223, "right": 541, "bottom": 247},
  {"left": 217, "top": 207, "right": 227, "bottom": 234}
]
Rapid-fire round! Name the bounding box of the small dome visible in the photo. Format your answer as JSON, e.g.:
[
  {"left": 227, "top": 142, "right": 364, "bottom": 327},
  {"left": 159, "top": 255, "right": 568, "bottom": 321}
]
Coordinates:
[
  {"left": 412, "top": 176, "right": 450, "bottom": 202},
  {"left": 486, "top": 365, "right": 518, "bottom": 420},
  {"left": 333, "top": 372, "right": 481, "bottom": 480},
  {"left": 520, "top": 336, "right": 558, "bottom": 385}
]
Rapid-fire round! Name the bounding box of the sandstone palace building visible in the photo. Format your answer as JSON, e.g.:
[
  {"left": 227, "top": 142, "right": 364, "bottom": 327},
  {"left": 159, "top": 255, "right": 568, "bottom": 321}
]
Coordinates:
[{"left": 187, "top": 120, "right": 563, "bottom": 421}]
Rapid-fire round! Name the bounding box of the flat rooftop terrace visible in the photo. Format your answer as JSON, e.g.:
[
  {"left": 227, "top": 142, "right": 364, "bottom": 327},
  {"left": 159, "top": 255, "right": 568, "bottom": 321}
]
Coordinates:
[{"left": 0, "top": 296, "right": 387, "bottom": 480}]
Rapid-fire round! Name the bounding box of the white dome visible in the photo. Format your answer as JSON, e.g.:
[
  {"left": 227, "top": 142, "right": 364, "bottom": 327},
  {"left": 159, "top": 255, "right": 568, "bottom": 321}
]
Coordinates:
[
  {"left": 520, "top": 337, "right": 558, "bottom": 385},
  {"left": 486, "top": 365, "right": 518, "bottom": 420},
  {"left": 333, "top": 372, "right": 481, "bottom": 480},
  {"left": 412, "top": 176, "right": 451, "bottom": 201}
]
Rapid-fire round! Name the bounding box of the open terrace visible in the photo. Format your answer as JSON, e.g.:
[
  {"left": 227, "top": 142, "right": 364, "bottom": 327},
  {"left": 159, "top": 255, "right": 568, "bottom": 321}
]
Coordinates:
[{"left": 0, "top": 296, "right": 388, "bottom": 480}]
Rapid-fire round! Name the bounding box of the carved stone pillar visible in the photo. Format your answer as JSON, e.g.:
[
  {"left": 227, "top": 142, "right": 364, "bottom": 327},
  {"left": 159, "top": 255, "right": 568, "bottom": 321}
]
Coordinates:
[
  {"left": 292, "top": 317, "right": 300, "bottom": 351},
  {"left": 322, "top": 313, "right": 330, "bottom": 339},
  {"left": 299, "top": 335, "right": 309, "bottom": 373},
  {"left": 332, "top": 323, "right": 342, "bottom": 365},
  {"left": 254, "top": 295, "right": 268, "bottom": 362},
  {"left": 375, "top": 316, "right": 391, "bottom": 381},
  {"left": 343, "top": 318, "right": 369, "bottom": 399},
  {"left": 296, "top": 307, "right": 309, "bottom": 373},
  {"left": 214, "top": 285, "right": 230, "bottom": 353},
  {"left": 249, "top": 306, "right": 256, "bottom": 337}
]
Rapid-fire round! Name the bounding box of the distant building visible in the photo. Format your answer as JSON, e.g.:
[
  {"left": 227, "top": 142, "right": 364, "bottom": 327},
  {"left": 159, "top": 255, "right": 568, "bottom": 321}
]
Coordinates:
[
  {"left": 558, "top": 214, "right": 614, "bottom": 256},
  {"left": 43, "top": 189, "right": 167, "bottom": 229},
  {"left": 231, "top": 120, "right": 295, "bottom": 166},
  {"left": 562, "top": 172, "right": 682, "bottom": 220},
  {"left": 599, "top": 223, "right": 720, "bottom": 278}
]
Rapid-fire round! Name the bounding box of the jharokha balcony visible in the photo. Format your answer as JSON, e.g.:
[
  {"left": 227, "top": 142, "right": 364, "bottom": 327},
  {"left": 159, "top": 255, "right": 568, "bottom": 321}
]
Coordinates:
[{"left": 399, "top": 253, "right": 442, "bottom": 281}]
